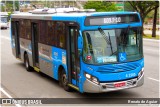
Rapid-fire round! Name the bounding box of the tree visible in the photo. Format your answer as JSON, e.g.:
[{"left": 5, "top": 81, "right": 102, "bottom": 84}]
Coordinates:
[
  {"left": 83, "top": 1, "right": 118, "bottom": 12},
  {"left": 15, "top": 1, "right": 20, "bottom": 11},
  {"left": 1, "top": 5, "right": 5, "bottom": 12},
  {"left": 152, "top": 2, "right": 159, "bottom": 37},
  {"left": 124, "top": 2, "right": 134, "bottom": 11},
  {"left": 127, "top": 1, "right": 159, "bottom": 35},
  {"left": 1, "top": 1, "right": 20, "bottom": 12}
]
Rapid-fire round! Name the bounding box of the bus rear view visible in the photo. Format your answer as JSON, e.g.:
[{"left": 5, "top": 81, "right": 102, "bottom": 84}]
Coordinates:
[{"left": 81, "top": 13, "right": 144, "bottom": 93}]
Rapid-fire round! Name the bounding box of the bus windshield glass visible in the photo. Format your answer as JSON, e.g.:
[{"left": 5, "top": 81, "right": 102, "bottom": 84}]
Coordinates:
[{"left": 83, "top": 27, "right": 143, "bottom": 64}]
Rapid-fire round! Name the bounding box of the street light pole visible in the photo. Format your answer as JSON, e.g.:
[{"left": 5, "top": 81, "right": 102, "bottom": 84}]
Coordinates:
[
  {"left": 19, "top": 0, "right": 20, "bottom": 11},
  {"left": 5, "top": 0, "right": 6, "bottom": 12},
  {"left": 13, "top": 0, "right": 15, "bottom": 12},
  {"left": 73, "top": 1, "right": 74, "bottom": 7},
  {"left": 45, "top": 0, "right": 47, "bottom": 7},
  {"left": 123, "top": 0, "right": 125, "bottom": 11},
  {"left": 60, "top": 0, "right": 61, "bottom": 7}
]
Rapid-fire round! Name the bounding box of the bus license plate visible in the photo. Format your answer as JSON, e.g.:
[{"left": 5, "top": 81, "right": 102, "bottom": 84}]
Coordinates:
[{"left": 114, "top": 82, "right": 126, "bottom": 88}]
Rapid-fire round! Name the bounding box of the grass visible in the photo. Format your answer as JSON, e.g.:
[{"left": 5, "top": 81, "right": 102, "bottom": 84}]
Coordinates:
[{"left": 143, "top": 34, "right": 160, "bottom": 40}]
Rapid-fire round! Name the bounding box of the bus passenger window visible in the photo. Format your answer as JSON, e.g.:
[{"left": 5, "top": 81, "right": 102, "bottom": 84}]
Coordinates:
[
  {"left": 20, "top": 20, "right": 25, "bottom": 38},
  {"left": 56, "top": 22, "right": 66, "bottom": 49},
  {"left": 47, "top": 21, "right": 55, "bottom": 46},
  {"left": 39, "top": 21, "right": 47, "bottom": 44},
  {"left": 25, "top": 20, "right": 31, "bottom": 40}
]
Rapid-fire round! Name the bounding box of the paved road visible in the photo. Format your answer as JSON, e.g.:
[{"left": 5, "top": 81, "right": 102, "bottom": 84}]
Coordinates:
[{"left": 1, "top": 29, "right": 159, "bottom": 105}]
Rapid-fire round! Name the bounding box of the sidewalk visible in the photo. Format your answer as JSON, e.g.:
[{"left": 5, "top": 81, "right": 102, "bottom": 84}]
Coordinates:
[
  {"left": 144, "top": 30, "right": 160, "bottom": 35},
  {"left": 143, "top": 38, "right": 160, "bottom": 42}
]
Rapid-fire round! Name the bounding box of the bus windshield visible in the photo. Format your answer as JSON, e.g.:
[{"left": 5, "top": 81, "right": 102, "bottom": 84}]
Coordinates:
[{"left": 83, "top": 27, "right": 143, "bottom": 64}]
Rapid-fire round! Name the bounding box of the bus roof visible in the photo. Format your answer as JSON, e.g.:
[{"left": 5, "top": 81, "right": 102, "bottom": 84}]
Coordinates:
[{"left": 11, "top": 11, "right": 139, "bottom": 21}]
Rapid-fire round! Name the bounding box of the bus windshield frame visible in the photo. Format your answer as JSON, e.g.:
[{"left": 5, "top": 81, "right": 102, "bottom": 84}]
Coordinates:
[
  {"left": 82, "top": 27, "right": 143, "bottom": 65},
  {"left": 85, "top": 14, "right": 140, "bottom": 26}
]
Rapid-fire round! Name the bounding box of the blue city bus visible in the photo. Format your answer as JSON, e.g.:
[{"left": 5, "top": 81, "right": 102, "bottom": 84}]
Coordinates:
[{"left": 11, "top": 9, "right": 144, "bottom": 93}]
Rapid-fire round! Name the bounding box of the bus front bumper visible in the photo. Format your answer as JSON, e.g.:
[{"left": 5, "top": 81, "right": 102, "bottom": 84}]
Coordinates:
[{"left": 83, "top": 74, "right": 144, "bottom": 93}]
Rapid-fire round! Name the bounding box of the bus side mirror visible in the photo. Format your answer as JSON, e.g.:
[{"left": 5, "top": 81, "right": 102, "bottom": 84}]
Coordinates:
[{"left": 78, "top": 31, "right": 83, "bottom": 55}]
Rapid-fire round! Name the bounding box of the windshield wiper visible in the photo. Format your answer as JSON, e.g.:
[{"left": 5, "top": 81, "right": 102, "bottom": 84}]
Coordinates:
[
  {"left": 98, "top": 27, "right": 111, "bottom": 45},
  {"left": 108, "top": 32, "right": 114, "bottom": 55},
  {"left": 98, "top": 27, "right": 114, "bottom": 55}
]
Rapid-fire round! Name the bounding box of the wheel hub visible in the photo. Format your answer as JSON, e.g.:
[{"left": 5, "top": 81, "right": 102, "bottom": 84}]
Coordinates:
[{"left": 62, "top": 74, "right": 67, "bottom": 85}]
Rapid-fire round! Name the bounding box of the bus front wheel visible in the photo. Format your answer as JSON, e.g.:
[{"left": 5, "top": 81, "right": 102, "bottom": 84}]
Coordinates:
[
  {"left": 60, "top": 70, "right": 71, "bottom": 92},
  {"left": 24, "top": 54, "right": 32, "bottom": 71}
]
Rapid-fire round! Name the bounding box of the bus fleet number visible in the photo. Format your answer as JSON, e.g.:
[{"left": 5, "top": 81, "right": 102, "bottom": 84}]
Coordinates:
[{"left": 126, "top": 73, "right": 136, "bottom": 78}]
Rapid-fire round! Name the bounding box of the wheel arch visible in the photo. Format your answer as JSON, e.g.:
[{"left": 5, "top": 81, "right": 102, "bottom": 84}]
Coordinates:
[
  {"left": 58, "top": 65, "right": 67, "bottom": 81},
  {"left": 23, "top": 51, "right": 33, "bottom": 67}
]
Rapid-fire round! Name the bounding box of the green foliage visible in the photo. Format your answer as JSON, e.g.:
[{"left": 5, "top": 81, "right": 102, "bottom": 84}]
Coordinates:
[
  {"left": 124, "top": 2, "right": 134, "bottom": 11},
  {"left": 1, "top": 1, "right": 19, "bottom": 12},
  {"left": 125, "top": 1, "right": 159, "bottom": 24},
  {"left": 15, "top": 1, "right": 20, "bottom": 11},
  {"left": 126, "top": 1, "right": 159, "bottom": 35},
  {"left": 84, "top": 1, "right": 118, "bottom": 12},
  {"left": 6, "top": 2, "right": 13, "bottom": 12},
  {"left": 127, "top": 1, "right": 159, "bottom": 22},
  {"left": 1, "top": 5, "right": 5, "bottom": 11},
  {"left": 143, "top": 34, "right": 159, "bottom": 40}
]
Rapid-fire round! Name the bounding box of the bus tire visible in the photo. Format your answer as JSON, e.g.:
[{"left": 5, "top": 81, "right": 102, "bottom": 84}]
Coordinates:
[
  {"left": 60, "top": 69, "right": 71, "bottom": 92},
  {"left": 24, "top": 53, "right": 32, "bottom": 71}
]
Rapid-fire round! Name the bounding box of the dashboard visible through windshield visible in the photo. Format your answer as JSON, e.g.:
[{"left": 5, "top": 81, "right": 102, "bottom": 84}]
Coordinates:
[{"left": 82, "top": 27, "right": 143, "bottom": 64}]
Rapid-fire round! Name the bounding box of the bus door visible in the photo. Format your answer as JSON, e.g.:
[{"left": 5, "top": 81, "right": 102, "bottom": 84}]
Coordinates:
[
  {"left": 31, "top": 23, "right": 39, "bottom": 68},
  {"left": 67, "top": 25, "right": 80, "bottom": 86},
  {"left": 15, "top": 21, "right": 21, "bottom": 58}
]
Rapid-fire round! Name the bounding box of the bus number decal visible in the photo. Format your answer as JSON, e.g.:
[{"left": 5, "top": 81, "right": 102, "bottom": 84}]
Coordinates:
[
  {"left": 126, "top": 73, "right": 136, "bottom": 78},
  {"left": 53, "top": 52, "right": 58, "bottom": 59}
]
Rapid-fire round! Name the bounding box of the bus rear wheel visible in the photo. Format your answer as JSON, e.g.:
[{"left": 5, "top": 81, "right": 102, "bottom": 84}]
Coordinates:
[
  {"left": 60, "top": 70, "right": 71, "bottom": 92},
  {"left": 24, "top": 54, "right": 32, "bottom": 71}
]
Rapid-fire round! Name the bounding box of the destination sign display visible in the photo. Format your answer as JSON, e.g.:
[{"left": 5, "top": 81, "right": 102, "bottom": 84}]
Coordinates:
[
  {"left": 103, "top": 17, "right": 121, "bottom": 24},
  {"left": 85, "top": 14, "right": 140, "bottom": 26}
]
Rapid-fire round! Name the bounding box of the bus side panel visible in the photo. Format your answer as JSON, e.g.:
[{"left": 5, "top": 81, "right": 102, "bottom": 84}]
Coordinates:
[
  {"left": 38, "top": 43, "right": 53, "bottom": 77},
  {"left": 20, "top": 38, "right": 33, "bottom": 66},
  {"left": 52, "top": 47, "right": 67, "bottom": 80}
]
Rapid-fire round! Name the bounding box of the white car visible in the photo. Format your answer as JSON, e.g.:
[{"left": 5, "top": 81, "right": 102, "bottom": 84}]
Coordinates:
[
  {"left": 0, "top": 16, "right": 9, "bottom": 29},
  {"left": 0, "top": 21, "right": 9, "bottom": 29}
]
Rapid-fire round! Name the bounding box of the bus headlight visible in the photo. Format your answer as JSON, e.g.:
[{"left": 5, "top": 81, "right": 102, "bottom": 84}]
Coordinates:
[
  {"left": 85, "top": 72, "right": 99, "bottom": 85},
  {"left": 138, "top": 67, "right": 144, "bottom": 79}
]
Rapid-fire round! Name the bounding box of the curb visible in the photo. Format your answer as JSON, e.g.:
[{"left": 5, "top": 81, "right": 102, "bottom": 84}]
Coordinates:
[{"left": 143, "top": 38, "right": 160, "bottom": 42}]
